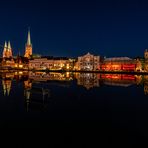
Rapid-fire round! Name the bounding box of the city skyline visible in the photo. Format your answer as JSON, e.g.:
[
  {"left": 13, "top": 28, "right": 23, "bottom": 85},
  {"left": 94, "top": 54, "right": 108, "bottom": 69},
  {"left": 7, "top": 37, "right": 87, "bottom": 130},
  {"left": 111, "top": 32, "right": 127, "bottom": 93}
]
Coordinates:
[{"left": 1, "top": 0, "right": 148, "bottom": 58}]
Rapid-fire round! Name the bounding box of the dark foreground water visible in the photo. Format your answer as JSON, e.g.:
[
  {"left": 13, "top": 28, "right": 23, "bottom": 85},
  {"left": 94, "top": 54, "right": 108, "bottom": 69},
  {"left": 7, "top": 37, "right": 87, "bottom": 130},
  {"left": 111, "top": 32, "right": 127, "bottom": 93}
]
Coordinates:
[{"left": 0, "top": 71, "right": 148, "bottom": 146}]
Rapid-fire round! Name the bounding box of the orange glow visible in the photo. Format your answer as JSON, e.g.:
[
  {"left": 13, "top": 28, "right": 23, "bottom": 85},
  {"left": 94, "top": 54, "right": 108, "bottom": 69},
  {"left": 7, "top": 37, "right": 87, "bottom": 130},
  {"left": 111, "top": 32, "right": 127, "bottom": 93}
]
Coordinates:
[
  {"left": 122, "top": 75, "right": 135, "bottom": 80},
  {"left": 19, "top": 64, "right": 23, "bottom": 68},
  {"left": 101, "top": 74, "right": 135, "bottom": 81},
  {"left": 101, "top": 74, "right": 121, "bottom": 79},
  {"left": 101, "top": 63, "right": 136, "bottom": 71}
]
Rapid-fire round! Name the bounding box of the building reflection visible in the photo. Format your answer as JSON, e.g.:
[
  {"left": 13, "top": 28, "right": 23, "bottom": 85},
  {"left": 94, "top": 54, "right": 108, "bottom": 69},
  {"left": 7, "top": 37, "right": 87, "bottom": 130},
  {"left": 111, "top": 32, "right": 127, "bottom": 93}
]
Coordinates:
[
  {"left": 24, "top": 79, "right": 50, "bottom": 111},
  {"left": 75, "top": 73, "right": 100, "bottom": 89},
  {"left": 1, "top": 73, "right": 14, "bottom": 96},
  {"left": 28, "top": 71, "right": 73, "bottom": 82},
  {"left": 1, "top": 71, "right": 148, "bottom": 101},
  {"left": 2, "top": 79, "right": 12, "bottom": 96},
  {"left": 24, "top": 79, "right": 32, "bottom": 110},
  {"left": 100, "top": 74, "right": 137, "bottom": 87},
  {"left": 143, "top": 75, "right": 148, "bottom": 95}
]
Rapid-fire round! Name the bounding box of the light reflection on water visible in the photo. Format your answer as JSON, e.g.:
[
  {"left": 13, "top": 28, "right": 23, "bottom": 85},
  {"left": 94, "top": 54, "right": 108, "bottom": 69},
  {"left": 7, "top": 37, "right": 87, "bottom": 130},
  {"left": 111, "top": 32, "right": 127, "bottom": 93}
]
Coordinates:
[
  {"left": 0, "top": 71, "right": 147, "bottom": 111},
  {"left": 1, "top": 71, "right": 148, "bottom": 144}
]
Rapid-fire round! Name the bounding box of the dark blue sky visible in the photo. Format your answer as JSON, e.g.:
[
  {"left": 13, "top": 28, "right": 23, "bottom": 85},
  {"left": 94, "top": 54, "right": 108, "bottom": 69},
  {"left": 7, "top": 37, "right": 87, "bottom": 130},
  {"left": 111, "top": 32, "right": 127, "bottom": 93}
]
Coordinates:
[{"left": 0, "top": 0, "right": 148, "bottom": 58}]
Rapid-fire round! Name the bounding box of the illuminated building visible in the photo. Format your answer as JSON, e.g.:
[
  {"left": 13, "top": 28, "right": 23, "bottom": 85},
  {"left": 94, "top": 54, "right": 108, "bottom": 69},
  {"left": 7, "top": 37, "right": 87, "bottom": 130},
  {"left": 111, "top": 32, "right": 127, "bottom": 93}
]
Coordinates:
[
  {"left": 144, "top": 49, "right": 148, "bottom": 59},
  {"left": 143, "top": 75, "right": 148, "bottom": 94},
  {"left": 29, "top": 57, "right": 71, "bottom": 70},
  {"left": 75, "top": 53, "right": 100, "bottom": 71},
  {"left": 144, "top": 49, "right": 148, "bottom": 71},
  {"left": 2, "top": 41, "right": 15, "bottom": 67},
  {"left": 135, "top": 58, "right": 143, "bottom": 72},
  {"left": 3, "top": 41, "right": 13, "bottom": 58},
  {"left": 24, "top": 29, "right": 32, "bottom": 58},
  {"left": 101, "top": 57, "right": 137, "bottom": 71},
  {"left": 14, "top": 55, "right": 29, "bottom": 69}
]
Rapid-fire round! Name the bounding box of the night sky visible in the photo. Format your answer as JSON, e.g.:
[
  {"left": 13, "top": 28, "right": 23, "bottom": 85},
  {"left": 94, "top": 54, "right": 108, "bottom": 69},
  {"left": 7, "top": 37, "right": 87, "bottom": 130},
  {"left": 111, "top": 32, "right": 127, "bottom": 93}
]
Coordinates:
[{"left": 0, "top": 0, "right": 148, "bottom": 58}]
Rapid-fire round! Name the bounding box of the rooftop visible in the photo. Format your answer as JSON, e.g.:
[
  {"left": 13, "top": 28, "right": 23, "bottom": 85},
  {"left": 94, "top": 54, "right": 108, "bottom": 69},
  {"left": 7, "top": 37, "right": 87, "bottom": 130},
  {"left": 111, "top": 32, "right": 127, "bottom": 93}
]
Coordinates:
[{"left": 104, "top": 57, "right": 133, "bottom": 62}]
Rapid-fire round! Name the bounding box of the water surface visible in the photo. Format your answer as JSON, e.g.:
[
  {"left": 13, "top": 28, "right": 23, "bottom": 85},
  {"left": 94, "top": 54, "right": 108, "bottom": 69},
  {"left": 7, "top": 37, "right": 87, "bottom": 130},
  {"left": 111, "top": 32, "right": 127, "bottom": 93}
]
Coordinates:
[{"left": 0, "top": 71, "right": 148, "bottom": 145}]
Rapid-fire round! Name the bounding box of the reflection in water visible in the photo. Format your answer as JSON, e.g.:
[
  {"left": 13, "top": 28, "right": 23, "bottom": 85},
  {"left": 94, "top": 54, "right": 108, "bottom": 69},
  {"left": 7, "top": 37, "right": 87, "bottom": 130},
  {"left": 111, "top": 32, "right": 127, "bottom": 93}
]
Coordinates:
[
  {"left": 24, "top": 80, "right": 32, "bottom": 111},
  {"left": 100, "top": 74, "right": 137, "bottom": 87},
  {"left": 144, "top": 75, "right": 148, "bottom": 95},
  {"left": 2, "top": 79, "right": 12, "bottom": 96},
  {"left": 1, "top": 71, "right": 148, "bottom": 144},
  {"left": 1, "top": 72, "right": 14, "bottom": 96},
  {"left": 29, "top": 71, "right": 73, "bottom": 81},
  {"left": 24, "top": 79, "right": 50, "bottom": 111},
  {"left": 0, "top": 71, "right": 148, "bottom": 100},
  {"left": 75, "top": 73, "right": 100, "bottom": 89}
]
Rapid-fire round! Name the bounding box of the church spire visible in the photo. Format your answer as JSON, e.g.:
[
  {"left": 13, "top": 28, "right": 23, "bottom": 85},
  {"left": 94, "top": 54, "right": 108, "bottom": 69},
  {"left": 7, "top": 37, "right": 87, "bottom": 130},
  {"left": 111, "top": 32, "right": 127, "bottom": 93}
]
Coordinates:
[
  {"left": 7, "top": 41, "right": 12, "bottom": 57},
  {"left": 4, "top": 41, "right": 7, "bottom": 49},
  {"left": 3, "top": 41, "right": 7, "bottom": 58},
  {"left": 27, "top": 28, "right": 31, "bottom": 46},
  {"left": 25, "top": 28, "right": 33, "bottom": 58},
  {"left": 8, "top": 41, "right": 11, "bottom": 51}
]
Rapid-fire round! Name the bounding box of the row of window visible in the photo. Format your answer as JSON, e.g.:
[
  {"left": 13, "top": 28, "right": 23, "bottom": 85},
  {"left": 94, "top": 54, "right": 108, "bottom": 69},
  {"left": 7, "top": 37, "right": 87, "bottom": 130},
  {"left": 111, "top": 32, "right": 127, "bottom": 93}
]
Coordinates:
[
  {"left": 29, "top": 64, "right": 68, "bottom": 67},
  {"left": 80, "top": 63, "right": 98, "bottom": 66}
]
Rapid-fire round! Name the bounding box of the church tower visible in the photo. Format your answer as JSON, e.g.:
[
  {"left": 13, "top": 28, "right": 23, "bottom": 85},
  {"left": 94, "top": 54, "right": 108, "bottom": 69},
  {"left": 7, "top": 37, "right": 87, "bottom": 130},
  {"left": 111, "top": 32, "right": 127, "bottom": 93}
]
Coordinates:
[
  {"left": 3, "top": 41, "right": 7, "bottom": 58},
  {"left": 3, "top": 41, "right": 13, "bottom": 58},
  {"left": 8, "top": 41, "right": 13, "bottom": 57},
  {"left": 24, "top": 29, "right": 32, "bottom": 58}
]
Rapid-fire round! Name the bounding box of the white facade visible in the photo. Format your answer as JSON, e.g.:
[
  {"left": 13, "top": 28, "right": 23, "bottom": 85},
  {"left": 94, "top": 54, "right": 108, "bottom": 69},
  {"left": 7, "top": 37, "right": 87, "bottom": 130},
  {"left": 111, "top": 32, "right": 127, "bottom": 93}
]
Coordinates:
[{"left": 76, "top": 53, "right": 100, "bottom": 71}]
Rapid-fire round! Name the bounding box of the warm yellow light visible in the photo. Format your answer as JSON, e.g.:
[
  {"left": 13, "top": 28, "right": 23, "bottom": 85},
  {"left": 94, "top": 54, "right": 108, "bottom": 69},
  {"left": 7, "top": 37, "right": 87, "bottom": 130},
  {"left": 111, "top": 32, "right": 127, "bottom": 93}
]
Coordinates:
[
  {"left": 67, "top": 64, "right": 69, "bottom": 69},
  {"left": 19, "top": 71, "right": 23, "bottom": 75},
  {"left": 19, "top": 64, "right": 23, "bottom": 68},
  {"left": 66, "top": 72, "right": 70, "bottom": 77}
]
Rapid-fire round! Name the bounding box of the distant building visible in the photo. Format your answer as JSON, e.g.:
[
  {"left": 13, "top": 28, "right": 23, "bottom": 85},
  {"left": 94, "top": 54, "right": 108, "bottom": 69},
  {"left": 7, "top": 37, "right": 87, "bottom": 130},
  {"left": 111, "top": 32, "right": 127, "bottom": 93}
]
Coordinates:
[
  {"left": 75, "top": 52, "right": 100, "bottom": 71},
  {"left": 144, "top": 49, "right": 148, "bottom": 60},
  {"left": 144, "top": 49, "right": 148, "bottom": 71},
  {"left": 24, "top": 29, "right": 32, "bottom": 58},
  {"left": 101, "top": 57, "right": 137, "bottom": 71},
  {"left": 3, "top": 41, "right": 13, "bottom": 58},
  {"left": 134, "top": 58, "right": 144, "bottom": 72},
  {"left": 2, "top": 41, "right": 15, "bottom": 67},
  {"left": 144, "top": 75, "right": 148, "bottom": 94},
  {"left": 14, "top": 56, "right": 29, "bottom": 69},
  {"left": 29, "top": 57, "right": 72, "bottom": 70}
]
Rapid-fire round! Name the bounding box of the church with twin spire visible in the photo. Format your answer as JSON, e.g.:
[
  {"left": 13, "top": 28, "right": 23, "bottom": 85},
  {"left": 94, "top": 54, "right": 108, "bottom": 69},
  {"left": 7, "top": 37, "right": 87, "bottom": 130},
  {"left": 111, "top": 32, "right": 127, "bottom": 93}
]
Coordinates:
[
  {"left": 3, "top": 41, "right": 13, "bottom": 58},
  {"left": 2, "top": 29, "right": 32, "bottom": 59}
]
